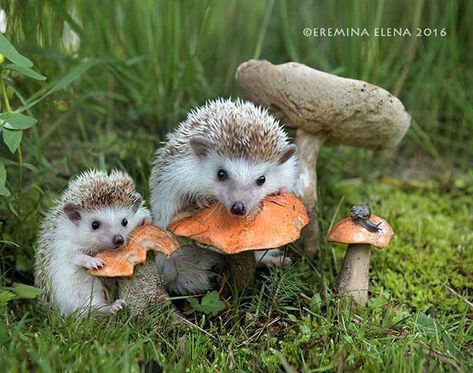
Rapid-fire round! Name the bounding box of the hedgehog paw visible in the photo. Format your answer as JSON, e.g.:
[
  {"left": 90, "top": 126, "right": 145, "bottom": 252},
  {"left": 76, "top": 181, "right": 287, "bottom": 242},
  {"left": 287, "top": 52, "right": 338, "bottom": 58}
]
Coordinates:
[
  {"left": 86, "top": 257, "right": 105, "bottom": 270},
  {"left": 78, "top": 254, "right": 105, "bottom": 270},
  {"left": 196, "top": 197, "right": 213, "bottom": 209},
  {"left": 110, "top": 299, "right": 126, "bottom": 314},
  {"left": 259, "top": 256, "right": 292, "bottom": 266},
  {"left": 272, "top": 187, "right": 286, "bottom": 196},
  {"left": 255, "top": 250, "right": 291, "bottom": 266},
  {"left": 140, "top": 216, "right": 152, "bottom": 225}
]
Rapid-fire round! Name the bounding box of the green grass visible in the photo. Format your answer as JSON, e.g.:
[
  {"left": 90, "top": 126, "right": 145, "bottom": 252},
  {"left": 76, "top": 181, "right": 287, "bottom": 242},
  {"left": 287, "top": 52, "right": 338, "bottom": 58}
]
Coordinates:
[
  {"left": 1, "top": 159, "right": 472, "bottom": 371},
  {"left": 0, "top": 0, "right": 472, "bottom": 371}
]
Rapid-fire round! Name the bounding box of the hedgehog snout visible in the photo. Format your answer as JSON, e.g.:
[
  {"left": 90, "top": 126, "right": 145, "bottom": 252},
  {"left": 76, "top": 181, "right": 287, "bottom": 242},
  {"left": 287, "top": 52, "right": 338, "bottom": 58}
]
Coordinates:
[
  {"left": 113, "top": 234, "right": 125, "bottom": 247},
  {"left": 230, "top": 201, "right": 246, "bottom": 216}
]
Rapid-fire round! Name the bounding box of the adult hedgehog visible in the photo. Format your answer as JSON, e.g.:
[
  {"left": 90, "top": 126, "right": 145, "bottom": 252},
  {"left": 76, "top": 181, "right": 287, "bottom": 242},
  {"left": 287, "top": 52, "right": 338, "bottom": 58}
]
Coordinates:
[{"left": 149, "top": 99, "right": 299, "bottom": 295}]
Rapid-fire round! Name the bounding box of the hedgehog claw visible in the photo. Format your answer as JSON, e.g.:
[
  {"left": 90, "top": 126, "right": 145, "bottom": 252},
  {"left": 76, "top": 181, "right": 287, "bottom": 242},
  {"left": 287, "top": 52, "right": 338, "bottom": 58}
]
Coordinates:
[
  {"left": 77, "top": 254, "right": 105, "bottom": 269},
  {"left": 196, "top": 197, "right": 213, "bottom": 209},
  {"left": 270, "top": 187, "right": 286, "bottom": 197},
  {"left": 276, "top": 187, "right": 286, "bottom": 195},
  {"left": 110, "top": 299, "right": 126, "bottom": 314},
  {"left": 87, "top": 257, "right": 104, "bottom": 269},
  {"left": 259, "top": 255, "right": 291, "bottom": 266},
  {"left": 255, "top": 249, "right": 291, "bottom": 267},
  {"left": 140, "top": 216, "right": 152, "bottom": 225},
  {"left": 99, "top": 299, "right": 126, "bottom": 315}
]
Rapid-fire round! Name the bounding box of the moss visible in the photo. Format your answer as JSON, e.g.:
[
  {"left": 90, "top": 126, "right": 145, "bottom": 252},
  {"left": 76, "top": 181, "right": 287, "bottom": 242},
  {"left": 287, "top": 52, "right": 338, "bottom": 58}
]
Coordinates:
[{"left": 322, "top": 181, "right": 473, "bottom": 314}]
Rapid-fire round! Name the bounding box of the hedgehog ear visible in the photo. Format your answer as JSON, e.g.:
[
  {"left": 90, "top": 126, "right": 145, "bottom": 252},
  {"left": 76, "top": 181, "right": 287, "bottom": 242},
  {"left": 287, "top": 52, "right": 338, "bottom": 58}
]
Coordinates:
[
  {"left": 132, "top": 196, "right": 143, "bottom": 213},
  {"left": 278, "top": 144, "right": 297, "bottom": 164},
  {"left": 63, "top": 203, "right": 82, "bottom": 224},
  {"left": 190, "top": 136, "right": 212, "bottom": 158}
]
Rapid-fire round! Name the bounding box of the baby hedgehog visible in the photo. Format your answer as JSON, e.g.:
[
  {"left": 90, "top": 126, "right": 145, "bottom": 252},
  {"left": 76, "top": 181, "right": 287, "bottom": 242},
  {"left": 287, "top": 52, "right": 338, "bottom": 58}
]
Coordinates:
[
  {"left": 34, "top": 169, "right": 151, "bottom": 317},
  {"left": 149, "top": 98, "right": 299, "bottom": 295}
]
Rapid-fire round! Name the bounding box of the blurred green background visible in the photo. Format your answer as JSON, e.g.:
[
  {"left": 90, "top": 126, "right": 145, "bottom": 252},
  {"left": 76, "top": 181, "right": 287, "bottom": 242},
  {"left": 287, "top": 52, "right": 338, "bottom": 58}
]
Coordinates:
[
  {"left": 0, "top": 1, "right": 472, "bottom": 371},
  {"left": 3, "top": 0, "right": 472, "bottom": 166}
]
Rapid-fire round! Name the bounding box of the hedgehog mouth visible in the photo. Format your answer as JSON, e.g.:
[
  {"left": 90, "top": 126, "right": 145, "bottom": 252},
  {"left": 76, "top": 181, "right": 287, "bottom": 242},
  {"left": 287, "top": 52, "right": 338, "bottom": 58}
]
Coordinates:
[
  {"left": 229, "top": 213, "right": 247, "bottom": 219},
  {"left": 227, "top": 205, "right": 261, "bottom": 220},
  {"left": 111, "top": 240, "right": 126, "bottom": 249}
]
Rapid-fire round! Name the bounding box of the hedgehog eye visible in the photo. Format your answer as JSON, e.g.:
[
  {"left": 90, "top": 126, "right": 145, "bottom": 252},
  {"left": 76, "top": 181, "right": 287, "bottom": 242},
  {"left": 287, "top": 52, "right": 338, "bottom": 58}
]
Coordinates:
[
  {"left": 217, "top": 169, "right": 228, "bottom": 181},
  {"left": 121, "top": 218, "right": 128, "bottom": 227},
  {"left": 91, "top": 221, "right": 100, "bottom": 230},
  {"left": 256, "top": 175, "right": 266, "bottom": 186}
]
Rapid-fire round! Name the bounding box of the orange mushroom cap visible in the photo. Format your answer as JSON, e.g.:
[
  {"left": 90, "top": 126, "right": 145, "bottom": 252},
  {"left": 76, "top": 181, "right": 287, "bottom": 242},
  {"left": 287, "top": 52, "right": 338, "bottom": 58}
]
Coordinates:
[
  {"left": 89, "top": 225, "right": 179, "bottom": 277},
  {"left": 327, "top": 215, "right": 393, "bottom": 248},
  {"left": 168, "top": 193, "right": 309, "bottom": 254}
]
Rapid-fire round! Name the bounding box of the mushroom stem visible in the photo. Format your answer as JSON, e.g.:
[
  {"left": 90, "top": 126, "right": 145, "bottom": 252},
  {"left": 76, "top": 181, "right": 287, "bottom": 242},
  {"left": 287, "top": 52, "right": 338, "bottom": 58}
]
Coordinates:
[
  {"left": 118, "top": 252, "right": 172, "bottom": 316},
  {"left": 295, "top": 129, "right": 324, "bottom": 258},
  {"left": 224, "top": 252, "right": 257, "bottom": 290},
  {"left": 334, "top": 244, "right": 371, "bottom": 305}
]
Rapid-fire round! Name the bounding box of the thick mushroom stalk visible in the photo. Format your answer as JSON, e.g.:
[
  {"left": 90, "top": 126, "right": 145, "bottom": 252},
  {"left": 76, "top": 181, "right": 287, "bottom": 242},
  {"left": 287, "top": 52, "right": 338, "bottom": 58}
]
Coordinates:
[
  {"left": 236, "top": 60, "right": 410, "bottom": 257},
  {"left": 224, "top": 252, "right": 257, "bottom": 291},
  {"left": 295, "top": 130, "right": 324, "bottom": 254},
  {"left": 327, "top": 205, "right": 393, "bottom": 305},
  {"left": 333, "top": 244, "right": 371, "bottom": 305},
  {"left": 118, "top": 252, "right": 168, "bottom": 316}
]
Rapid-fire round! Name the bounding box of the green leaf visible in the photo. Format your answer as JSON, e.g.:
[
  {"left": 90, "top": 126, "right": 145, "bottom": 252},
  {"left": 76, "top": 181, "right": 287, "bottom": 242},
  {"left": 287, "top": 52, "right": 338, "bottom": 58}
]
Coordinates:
[
  {"left": 0, "top": 183, "right": 10, "bottom": 197},
  {"left": 0, "top": 33, "right": 33, "bottom": 68},
  {"left": 50, "top": 59, "right": 102, "bottom": 94},
  {"left": 3, "top": 63, "right": 46, "bottom": 81},
  {"left": 188, "top": 291, "right": 225, "bottom": 316},
  {"left": 0, "top": 290, "right": 16, "bottom": 313},
  {"left": 45, "top": 0, "right": 85, "bottom": 38},
  {"left": 10, "top": 283, "right": 43, "bottom": 299},
  {"left": 2, "top": 128, "right": 22, "bottom": 153},
  {"left": 415, "top": 312, "right": 461, "bottom": 356},
  {"left": 21, "top": 58, "right": 110, "bottom": 111},
  {"left": 15, "top": 254, "right": 33, "bottom": 272},
  {"left": 0, "top": 161, "right": 5, "bottom": 184},
  {"left": 0, "top": 162, "right": 8, "bottom": 197},
  {"left": 0, "top": 112, "right": 37, "bottom": 130}
]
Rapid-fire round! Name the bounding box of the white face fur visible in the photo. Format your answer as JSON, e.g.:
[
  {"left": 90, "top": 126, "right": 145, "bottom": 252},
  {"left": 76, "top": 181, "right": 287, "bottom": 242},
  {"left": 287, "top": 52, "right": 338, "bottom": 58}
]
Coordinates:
[
  {"left": 57, "top": 204, "right": 148, "bottom": 253},
  {"left": 189, "top": 136, "right": 298, "bottom": 217}
]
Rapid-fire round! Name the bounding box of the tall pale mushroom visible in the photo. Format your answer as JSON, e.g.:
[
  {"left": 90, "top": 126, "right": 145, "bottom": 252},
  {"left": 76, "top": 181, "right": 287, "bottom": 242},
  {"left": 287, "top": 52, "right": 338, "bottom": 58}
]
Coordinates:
[{"left": 236, "top": 60, "right": 410, "bottom": 257}]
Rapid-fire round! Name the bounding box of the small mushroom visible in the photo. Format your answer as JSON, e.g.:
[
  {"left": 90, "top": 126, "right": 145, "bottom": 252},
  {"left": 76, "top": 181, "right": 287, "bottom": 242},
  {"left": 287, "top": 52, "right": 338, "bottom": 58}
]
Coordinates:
[
  {"left": 327, "top": 204, "right": 393, "bottom": 305},
  {"left": 168, "top": 193, "right": 309, "bottom": 288},
  {"left": 236, "top": 60, "right": 410, "bottom": 257},
  {"left": 89, "top": 225, "right": 180, "bottom": 315}
]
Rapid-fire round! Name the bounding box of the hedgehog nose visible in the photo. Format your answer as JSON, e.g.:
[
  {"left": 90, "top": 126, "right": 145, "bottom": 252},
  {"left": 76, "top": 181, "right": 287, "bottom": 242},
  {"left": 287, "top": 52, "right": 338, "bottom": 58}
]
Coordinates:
[
  {"left": 230, "top": 202, "right": 246, "bottom": 216},
  {"left": 113, "top": 234, "right": 124, "bottom": 246}
]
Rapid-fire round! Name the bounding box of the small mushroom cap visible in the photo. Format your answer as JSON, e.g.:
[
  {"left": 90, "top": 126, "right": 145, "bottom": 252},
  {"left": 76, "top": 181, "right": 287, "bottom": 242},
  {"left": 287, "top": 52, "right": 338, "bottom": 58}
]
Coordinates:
[
  {"left": 89, "top": 225, "right": 180, "bottom": 277},
  {"left": 236, "top": 59, "right": 410, "bottom": 150},
  {"left": 327, "top": 215, "right": 393, "bottom": 248},
  {"left": 168, "top": 193, "right": 309, "bottom": 254}
]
